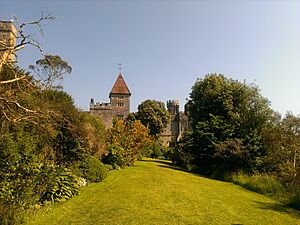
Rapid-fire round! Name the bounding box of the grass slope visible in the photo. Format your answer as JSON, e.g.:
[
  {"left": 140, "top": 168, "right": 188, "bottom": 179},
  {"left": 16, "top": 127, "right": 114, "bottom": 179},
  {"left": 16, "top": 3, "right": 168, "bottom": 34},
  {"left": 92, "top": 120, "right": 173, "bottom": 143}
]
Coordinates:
[{"left": 25, "top": 160, "right": 300, "bottom": 225}]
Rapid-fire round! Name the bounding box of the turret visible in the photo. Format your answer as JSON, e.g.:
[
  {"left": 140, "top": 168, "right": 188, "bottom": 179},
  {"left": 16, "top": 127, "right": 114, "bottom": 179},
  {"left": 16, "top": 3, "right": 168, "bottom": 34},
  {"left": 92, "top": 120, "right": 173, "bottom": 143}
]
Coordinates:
[
  {"left": 167, "top": 100, "right": 179, "bottom": 115},
  {"left": 90, "top": 98, "right": 95, "bottom": 108}
]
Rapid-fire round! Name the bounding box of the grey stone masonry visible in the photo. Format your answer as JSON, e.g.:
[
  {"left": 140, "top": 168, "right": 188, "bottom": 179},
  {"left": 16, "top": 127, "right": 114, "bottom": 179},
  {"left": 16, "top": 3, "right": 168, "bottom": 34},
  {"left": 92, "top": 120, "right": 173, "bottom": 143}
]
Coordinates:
[{"left": 89, "top": 73, "right": 131, "bottom": 128}]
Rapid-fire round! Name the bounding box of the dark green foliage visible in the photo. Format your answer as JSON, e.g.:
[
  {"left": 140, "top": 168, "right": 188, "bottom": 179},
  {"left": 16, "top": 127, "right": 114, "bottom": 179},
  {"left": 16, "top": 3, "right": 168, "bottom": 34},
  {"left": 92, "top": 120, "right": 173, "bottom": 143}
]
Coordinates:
[
  {"left": 144, "top": 140, "right": 171, "bottom": 159},
  {"left": 39, "top": 167, "right": 79, "bottom": 203},
  {"left": 0, "top": 131, "right": 40, "bottom": 225},
  {"left": 148, "top": 141, "right": 165, "bottom": 159},
  {"left": 136, "top": 99, "right": 171, "bottom": 137},
  {"left": 286, "top": 191, "right": 300, "bottom": 210},
  {"left": 0, "top": 64, "right": 109, "bottom": 223},
  {"left": 102, "top": 145, "right": 126, "bottom": 169},
  {"left": 173, "top": 73, "right": 300, "bottom": 209},
  {"left": 42, "top": 90, "right": 84, "bottom": 163},
  {"left": 0, "top": 131, "right": 39, "bottom": 199},
  {"left": 176, "top": 74, "right": 272, "bottom": 174},
  {"left": 171, "top": 132, "right": 194, "bottom": 168}
]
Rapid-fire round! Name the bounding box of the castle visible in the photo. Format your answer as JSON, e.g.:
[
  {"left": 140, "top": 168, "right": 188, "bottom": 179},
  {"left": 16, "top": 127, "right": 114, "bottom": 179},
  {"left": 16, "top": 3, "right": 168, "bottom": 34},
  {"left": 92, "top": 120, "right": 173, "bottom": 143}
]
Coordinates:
[
  {"left": 0, "top": 20, "right": 190, "bottom": 147},
  {"left": 0, "top": 21, "right": 17, "bottom": 68},
  {"left": 90, "top": 73, "right": 189, "bottom": 147},
  {"left": 161, "top": 100, "right": 190, "bottom": 147},
  {"left": 89, "top": 73, "right": 131, "bottom": 128}
]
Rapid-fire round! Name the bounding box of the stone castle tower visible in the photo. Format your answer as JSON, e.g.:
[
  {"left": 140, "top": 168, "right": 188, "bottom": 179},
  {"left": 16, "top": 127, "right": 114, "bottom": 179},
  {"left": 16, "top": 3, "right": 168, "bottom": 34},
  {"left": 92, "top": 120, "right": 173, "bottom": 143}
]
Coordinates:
[
  {"left": 0, "top": 21, "right": 17, "bottom": 67},
  {"left": 162, "top": 100, "right": 190, "bottom": 147},
  {"left": 90, "top": 73, "right": 131, "bottom": 127}
]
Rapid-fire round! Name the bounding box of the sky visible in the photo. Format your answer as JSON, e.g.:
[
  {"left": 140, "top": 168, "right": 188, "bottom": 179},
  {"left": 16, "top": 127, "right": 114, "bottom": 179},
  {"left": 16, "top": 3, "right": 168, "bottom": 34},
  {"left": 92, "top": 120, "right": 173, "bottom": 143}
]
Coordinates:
[{"left": 1, "top": 0, "right": 299, "bottom": 115}]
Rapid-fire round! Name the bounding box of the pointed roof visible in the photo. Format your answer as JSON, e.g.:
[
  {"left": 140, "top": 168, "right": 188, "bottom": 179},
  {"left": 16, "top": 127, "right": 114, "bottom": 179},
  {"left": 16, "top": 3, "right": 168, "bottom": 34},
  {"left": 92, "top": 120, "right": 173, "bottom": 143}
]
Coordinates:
[{"left": 110, "top": 73, "right": 131, "bottom": 96}]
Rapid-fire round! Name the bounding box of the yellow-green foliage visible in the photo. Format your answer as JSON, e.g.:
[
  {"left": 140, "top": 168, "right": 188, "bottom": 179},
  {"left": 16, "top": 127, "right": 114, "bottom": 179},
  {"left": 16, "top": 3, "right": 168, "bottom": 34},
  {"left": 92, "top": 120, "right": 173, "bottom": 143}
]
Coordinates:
[{"left": 107, "top": 120, "right": 153, "bottom": 166}]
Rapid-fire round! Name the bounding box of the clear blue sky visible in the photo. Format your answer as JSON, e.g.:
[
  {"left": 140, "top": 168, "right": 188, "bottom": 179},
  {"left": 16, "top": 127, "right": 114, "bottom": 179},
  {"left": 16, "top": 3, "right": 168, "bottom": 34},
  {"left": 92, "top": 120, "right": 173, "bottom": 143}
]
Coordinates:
[{"left": 1, "top": 0, "right": 299, "bottom": 115}]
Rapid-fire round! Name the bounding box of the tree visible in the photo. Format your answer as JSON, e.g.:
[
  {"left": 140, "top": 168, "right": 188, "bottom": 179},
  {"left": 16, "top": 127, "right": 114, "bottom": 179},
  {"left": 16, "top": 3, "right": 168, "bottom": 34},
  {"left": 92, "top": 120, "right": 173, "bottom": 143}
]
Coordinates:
[
  {"left": 0, "top": 13, "right": 61, "bottom": 124},
  {"left": 29, "top": 55, "right": 72, "bottom": 89},
  {"left": 81, "top": 112, "right": 107, "bottom": 159},
  {"left": 104, "top": 119, "right": 153, "bottom": 167},
  {"left": 0, "top": 12, "right": 55, "bottom": 71},
  {"left": 0, "top": 14, "right": 83, "bottom": 224},
  {"left": 179, "top": 74, "right": 272, "bottom": 173},
  {"left": 0, "top": 65, "right": 43, "bottom": 124},
  {"left": 262, "top": 112, "right": 300, "bottom": 184},
  {"left": 136, "top": 99, "right": 170, "bottom": 137},
  {"left": 281, "top": 113, "right": 300, "bottom": 184}
]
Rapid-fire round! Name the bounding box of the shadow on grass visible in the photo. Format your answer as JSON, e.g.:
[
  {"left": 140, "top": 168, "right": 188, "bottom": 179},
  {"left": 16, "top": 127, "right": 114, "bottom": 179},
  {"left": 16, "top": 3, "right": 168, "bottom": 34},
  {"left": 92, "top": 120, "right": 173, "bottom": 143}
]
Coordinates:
[
  {"left": 142, "top": 160, "right": 300, "bottom": 219},
  {"left": 140, "top": 159, "right": 200, "bottom": 175},
  {"left": 254, "top": 201, "right": 300, "bottom": 219},
  {"left": 141, "top": 159, "right": 219, "bottom": 181},
  {"left": 161, "top": 162, "right": 300, "bottom": 219},
  {"left": 139, "top": 159, "right": 173, "bottom": 167},
  {"left": 158, "top": 164, "right": 196, "bottom": 173}
]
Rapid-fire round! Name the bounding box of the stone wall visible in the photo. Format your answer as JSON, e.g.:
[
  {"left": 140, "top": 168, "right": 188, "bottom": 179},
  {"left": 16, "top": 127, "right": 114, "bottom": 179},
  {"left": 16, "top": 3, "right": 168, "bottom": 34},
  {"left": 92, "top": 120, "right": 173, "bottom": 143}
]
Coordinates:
[
  {"left": 90, "top": 93, "right": 130, "bottom": 128},
  {"left": 0, "top": 21, "right": 17, "bottom": 66}
]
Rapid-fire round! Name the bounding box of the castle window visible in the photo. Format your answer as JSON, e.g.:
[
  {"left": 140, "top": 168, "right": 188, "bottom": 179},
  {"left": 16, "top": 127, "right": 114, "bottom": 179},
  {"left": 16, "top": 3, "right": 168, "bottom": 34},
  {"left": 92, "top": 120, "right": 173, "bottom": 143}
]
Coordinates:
[
  {"left": 117, "top": 103, "right": 124, "bottom": 107},
  {"left": 116, "top": 115, "right": 124, "bottom": 120}
]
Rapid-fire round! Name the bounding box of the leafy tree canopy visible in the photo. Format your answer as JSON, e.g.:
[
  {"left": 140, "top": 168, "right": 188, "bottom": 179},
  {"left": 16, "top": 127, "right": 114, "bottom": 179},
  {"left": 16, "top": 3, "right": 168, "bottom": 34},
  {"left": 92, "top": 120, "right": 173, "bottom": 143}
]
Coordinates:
[
  {"left": 136, "top": 99, "right": 170, "bottom": 137},
  {"left": 179, "top": 74, "right": 273, "bottom": 173},
  {"left": 105, "top": 119, "right": 153, "bottom": 167},
  {"left": 29, "top": 55, "right": 72, "bottom": 89}
]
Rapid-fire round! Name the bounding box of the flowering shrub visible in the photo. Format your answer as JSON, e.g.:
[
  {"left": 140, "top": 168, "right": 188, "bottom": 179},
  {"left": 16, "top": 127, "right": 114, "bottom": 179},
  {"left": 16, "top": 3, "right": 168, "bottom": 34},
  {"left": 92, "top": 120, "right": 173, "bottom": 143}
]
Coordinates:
[{"left": 77, "top": 177, "right": 87, "bottom": 187}]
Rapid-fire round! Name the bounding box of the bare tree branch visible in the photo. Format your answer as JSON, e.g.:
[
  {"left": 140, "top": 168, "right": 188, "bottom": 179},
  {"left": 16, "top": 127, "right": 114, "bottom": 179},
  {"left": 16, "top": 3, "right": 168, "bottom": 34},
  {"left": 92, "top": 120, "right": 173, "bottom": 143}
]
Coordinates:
[
  {"left": 0, "top": 12, "right": 55, "bottom": 70},
  {"left": 0, "top": 97, "right": 37, "bottom": 113},
  {"left": 0, "top": 75, "right": 26, "bottom": 84}
]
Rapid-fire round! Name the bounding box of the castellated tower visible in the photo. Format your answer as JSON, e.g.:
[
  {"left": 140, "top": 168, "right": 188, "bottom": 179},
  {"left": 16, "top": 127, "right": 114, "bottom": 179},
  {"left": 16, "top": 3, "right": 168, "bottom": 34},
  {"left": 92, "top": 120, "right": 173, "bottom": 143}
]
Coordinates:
[
  {"left": 167, "top": 100, "right": 179, "bottom": 115},
  {"left": 0, "top": 21, "right": 17, "bottom": 67},
  {"left": 162, "top": 100, "right": 180, "bottom": 147},
  {"left": 90, "top": 73, "right": 131, "bottom": 128},
  {"left": 162, "top": 100, "right": 190, "bottom": 147}
]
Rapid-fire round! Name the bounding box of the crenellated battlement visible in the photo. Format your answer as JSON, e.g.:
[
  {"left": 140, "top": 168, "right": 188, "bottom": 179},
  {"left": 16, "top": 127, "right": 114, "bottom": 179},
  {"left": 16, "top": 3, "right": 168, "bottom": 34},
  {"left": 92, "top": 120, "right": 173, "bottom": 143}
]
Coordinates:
[
  {"left": 89, "top": 73, "right": 131, "bottom": 128},
  {"left": 90, "top": 98, "right": 112, "bottom": 110},
  {"left": 167, "top": 100, "right": 179, "bottom": 115},
  {"left": 167, "top": 100, "right": 179, "bottom": 107},
  {"left": 161, "top": 99, "right": 190, "bottom": 147}
]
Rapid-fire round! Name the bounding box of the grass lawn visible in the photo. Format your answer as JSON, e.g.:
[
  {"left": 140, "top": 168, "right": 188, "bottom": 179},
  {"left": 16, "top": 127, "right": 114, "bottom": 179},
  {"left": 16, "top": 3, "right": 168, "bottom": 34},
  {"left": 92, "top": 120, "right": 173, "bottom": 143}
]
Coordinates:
[{"left": 25, "top": 159, "right": 300, "bottom": 225}]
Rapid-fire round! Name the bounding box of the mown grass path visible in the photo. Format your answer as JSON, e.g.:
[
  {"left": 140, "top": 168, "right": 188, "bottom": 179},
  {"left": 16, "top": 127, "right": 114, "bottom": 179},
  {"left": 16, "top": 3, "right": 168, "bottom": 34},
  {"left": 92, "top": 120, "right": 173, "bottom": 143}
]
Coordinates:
[{"left": 25, "top": 160, "right": 300, "bottom": 225}]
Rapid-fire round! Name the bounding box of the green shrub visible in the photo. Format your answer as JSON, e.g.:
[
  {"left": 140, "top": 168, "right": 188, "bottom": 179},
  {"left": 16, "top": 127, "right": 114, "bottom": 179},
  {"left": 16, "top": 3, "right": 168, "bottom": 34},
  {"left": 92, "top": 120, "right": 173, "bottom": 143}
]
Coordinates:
[
  {"left": 0, "top": 132, "right": 40, "bottom": 224},
  {"left": 229, "top": 172, "right": 285, "bottom": 197},
  {"left": 102, "top": 145, "right": 126, "bottom": 169},
  {"left": 0, "top": 202, "right": 22, "bottom": 225},
  {"left": 81, "top": 113, "right": 108, "bottom": 158},
  {"left": 145, "top": 141, "right": 171, "bottom": 159},
  {"left": 286, "top": 190, "right": 300, "bottom": 210},
  {"left": 79, "top": 156, "right": 108, "bottom": 182},
  {"left": 39, "top": 166, "right": 79, "bottom": 203}
]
